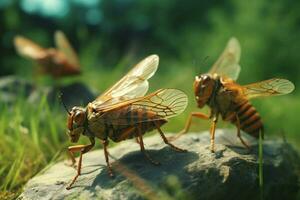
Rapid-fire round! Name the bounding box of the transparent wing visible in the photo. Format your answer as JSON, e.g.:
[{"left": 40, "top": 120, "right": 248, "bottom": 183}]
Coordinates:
[
  {"left": 54, "top": 30, "right": 80, "bottom": 67},
  {"left": 209, "top": 37, "right": 241, "bottom": 80},
  {"left": 95, "top": 55, "right": 159, "bottom": 105},
  {"left": 242, "top": 78, "right": 295, "bottom": 99},
  {"left": 14, "top": 36, "right": 46, "bottom": 59},
  {"left": 95, "top": 89, "right": 188, "bottom": 125}
]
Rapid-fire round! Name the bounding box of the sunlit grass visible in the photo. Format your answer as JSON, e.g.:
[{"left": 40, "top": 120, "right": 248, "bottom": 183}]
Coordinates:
[{"left": 0, "top": 94, "right": 68, "bottom": 198}]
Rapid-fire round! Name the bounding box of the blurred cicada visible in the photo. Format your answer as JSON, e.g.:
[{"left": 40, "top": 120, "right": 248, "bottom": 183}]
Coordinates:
[
  {"left": 14, "top": 31, "right": 80, "bottom": 78},
  {"left": 64, "top": 55, "right": 188, "bottom": 189},
  {"left": 173, "top": 37, "right": 295, "bottom": 152}
]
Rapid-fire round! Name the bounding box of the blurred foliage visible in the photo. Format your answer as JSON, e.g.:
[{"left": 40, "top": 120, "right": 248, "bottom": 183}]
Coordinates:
[{"left": 0, "top": 0, "right": 300, "bottom": 85}]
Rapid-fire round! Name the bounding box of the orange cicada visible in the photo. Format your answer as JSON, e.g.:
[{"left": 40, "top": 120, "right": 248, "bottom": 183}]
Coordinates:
[
  {"left": 173, "top": 37, "right": 295, "bottom": 152},
  {"left": 14, "top": 31, "right": 80, "bottom": 78},
  {"left": 64, "top": 55, "right": 188, "bottom": 189}
]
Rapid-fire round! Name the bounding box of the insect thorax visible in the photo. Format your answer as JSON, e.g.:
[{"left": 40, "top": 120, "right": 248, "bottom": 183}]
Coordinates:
[
  {"left": 206, "top": 76, "right": 238, "bottom": 118},
  {"left": 86, "top": 105, "right": 107, "bottom": 140},
  {"left": 206, "top": 76, "right": 222, "bottom": 108}
]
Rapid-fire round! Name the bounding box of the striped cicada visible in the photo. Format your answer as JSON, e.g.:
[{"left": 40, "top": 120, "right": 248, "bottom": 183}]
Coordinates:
[
  {"left": 14, "top": 30, "right": 80, "bottom": 78},
  {"left": 64, "top": 55, "right": 188, "bottom": 189},
  {"left": 173, "top": 37, "right": 295, "bottom": 152}
]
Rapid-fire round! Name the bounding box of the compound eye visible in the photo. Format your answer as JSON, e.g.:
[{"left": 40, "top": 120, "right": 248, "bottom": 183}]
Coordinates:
[
  {"left": 203, "top": 76, "right": 212, "bottom": 86},
  {"left": 202, "top": 75, "right": 210, "bottom": 82},
  {"left": 74, "top": 111, "right": 85, "bottom": 124},
  {"left": 67, "top": 116, "right": 73, "bottom": 130}
]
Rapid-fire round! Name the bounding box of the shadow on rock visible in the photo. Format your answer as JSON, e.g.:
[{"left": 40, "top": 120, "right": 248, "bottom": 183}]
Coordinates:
[{"left": 90, "top": 147, "right": 198, "bottom": 189}]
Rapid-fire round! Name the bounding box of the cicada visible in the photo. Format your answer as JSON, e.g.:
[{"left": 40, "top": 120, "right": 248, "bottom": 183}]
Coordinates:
[
  {"left": 173, "top": 37, "right": 295, "bottom": 152},
  {"left": 14, "top": 31, "right": 80, "bottom": 78},
  {"left": 64, "top": 55, "right": 188, "bottom": 189}
]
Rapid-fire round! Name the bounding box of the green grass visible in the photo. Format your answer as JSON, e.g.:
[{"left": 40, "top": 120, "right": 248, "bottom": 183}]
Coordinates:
[
  {"left": 0, "top": 57, "right": 299, "bottom": 199},
  {"left": 259, "top": 130, "right": 264, "bottom": 200},
  {"left": 0, "top": 94, "right": 65, "bottom": 198}
]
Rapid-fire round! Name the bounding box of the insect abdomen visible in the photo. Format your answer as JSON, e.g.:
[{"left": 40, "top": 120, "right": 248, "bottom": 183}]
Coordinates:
[
  {"left": 105, "top": 106, "right": 167, "bottom": 142},
  {"left": 230, "top": 100, "right": 264, "bottom": 138}
]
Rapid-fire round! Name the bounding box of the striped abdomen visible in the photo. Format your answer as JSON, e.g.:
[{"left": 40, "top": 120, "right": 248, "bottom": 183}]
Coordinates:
[
  {"left": 229, "top": 100, "right": 264, "bottom": 138},
  {"left": 103, "top": 105, "right": 167, "bottom": 142}
]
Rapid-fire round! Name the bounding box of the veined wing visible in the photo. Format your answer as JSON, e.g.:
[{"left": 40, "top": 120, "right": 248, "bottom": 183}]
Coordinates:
[
  {"left": 14, "top": 36, "right": 46, "bottom": 59},
  {"left": 209, "top": 37, "right": 241, "bottom": 80},
  {"left": 242, "top": 78, "right": 295, "bottom": 99},
  {"left": 94, "top": 55, "right": 159, "bottom": 105},
  {"left": 95, "top": 89, "right": 188, "bottom": 125},
  {"left": 54, "top": 30, "right": 80, "bottom": 67}
]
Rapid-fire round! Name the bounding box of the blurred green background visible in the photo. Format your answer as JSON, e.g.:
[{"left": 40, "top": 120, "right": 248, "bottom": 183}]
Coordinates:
[{"left": 0, "top": 0, "right": 299, "bottom": 199}]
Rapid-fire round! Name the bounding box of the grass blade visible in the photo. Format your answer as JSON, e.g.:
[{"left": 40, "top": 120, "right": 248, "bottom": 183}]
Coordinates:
[{"left": 259, "top": 129, "right": 264, "bottom": 200}]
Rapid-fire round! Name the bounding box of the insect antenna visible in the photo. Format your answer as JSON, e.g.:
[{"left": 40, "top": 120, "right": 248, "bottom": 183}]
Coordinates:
[
  {"left": 193, "top": 56, "right": 210, "bottom": 75},
  {"left": 58, "top": 93, "right": 71, "bottom": 115},
  {"left": 201, "top": 55, "right": 210, "bottom": 74},
  {"left": 192, "top": 59, "right": 198, "bottom": 75},
  {"left": 202, "top": 55, "right": 210, "bottom": 64}
]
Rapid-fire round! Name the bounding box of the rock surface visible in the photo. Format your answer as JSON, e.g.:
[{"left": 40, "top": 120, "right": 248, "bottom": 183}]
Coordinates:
[
  {"left": 0, "top": 75, "right": 34, "bottom": 103},
  {"left": 18, "top": 130, "right": 299, "bottom": 200}
]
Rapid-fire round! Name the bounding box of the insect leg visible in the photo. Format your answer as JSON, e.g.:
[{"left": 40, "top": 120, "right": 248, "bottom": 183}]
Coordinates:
[
  {"left": 135, "top": 137, "right": 140, "bottom": 144},
  {"left": 154, "top": 121, "right": 187, "bottom": 152},
  {"left": 210, "top": 115, "right": 218, "bottom": 152},
  {"left": 66, "top": 137, "right": 95, "bottom": 190},
  {"left": 137, "top": 125, "right": 160, "bottom": 165},
  {"left": 67, "top": 145, "right": 84, "bottom": 166},
  {"left": 235, "top": 114, "right": 250, "bottom": 149},
  {"left": 101, "top": 139, "right": 114, "bottom": 177},
  {"left": 170, "top": 112, "right": 209, "bottom": 141},
  {"left": 67, "top": 142, "right": 95, "bottom": 166}
]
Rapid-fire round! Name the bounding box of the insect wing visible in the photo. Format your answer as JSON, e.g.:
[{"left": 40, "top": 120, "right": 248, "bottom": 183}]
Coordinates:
[
  {"left": 209, "top": 37, "right": 241, "bottom": 80},
  {"left": 242, "top": 78, "right": 295, "bottom": 99},
  {"left": 94, "top": 55, "right": 159, "bottom": 105},
  {"left": 14, "top": 36, "right": 46, "bottom": 59},
  {"left": 97, "top": 89, "right": 188, "bottom": 125},
  {"left": 54, "top": 30, "right": 80, "bottom": 67}
]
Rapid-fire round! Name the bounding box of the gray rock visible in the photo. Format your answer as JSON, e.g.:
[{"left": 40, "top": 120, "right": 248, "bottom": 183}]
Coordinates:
[
  {"left": 0, "top": 75, "right": 34, "bottom": 103},
  {"left": 46, "top": 82, "right": 96, "bottom": 109},
  {"left": 18, "top": 130, "right": 299, "bottom": 200}
]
